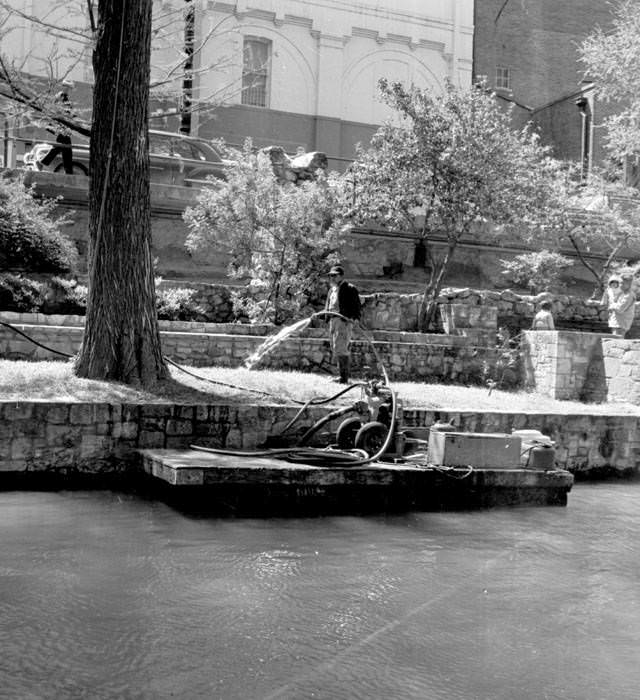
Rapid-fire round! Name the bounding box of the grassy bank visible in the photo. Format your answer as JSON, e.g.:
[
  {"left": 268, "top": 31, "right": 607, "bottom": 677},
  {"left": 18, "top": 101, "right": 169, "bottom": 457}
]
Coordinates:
[{"left": 1, "top": 360, "right": 639, "bottom": 415}]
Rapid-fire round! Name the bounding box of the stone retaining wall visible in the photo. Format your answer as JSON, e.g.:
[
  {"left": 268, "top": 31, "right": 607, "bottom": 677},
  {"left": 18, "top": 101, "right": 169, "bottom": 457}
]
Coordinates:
[
  {"left": 521, "top": 330, "right": 612, "bottom": 401},
  {"left": 0, "top": 322, "right": 498, "bottom": 383},
  {"left": 522, "top": 331, "right": 640, "bottom": 405},
  {"left": 586, "top": 339, "right": 640, "bottom": 405},
  {"left": 362, "top": 288, "right": 624, "bottom": 335},
  {"left": 0, "top": 311, "right": 272, "bottom": 336},
  {"left": 1, "top": 401, "right": 637, "bottom": 477},
  {"left": 10, "top": 283, "right": 632, "bottom": 335}
]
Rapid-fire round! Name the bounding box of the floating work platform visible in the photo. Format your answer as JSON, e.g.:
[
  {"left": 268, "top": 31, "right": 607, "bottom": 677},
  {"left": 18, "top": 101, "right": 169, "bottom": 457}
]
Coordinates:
[{"left": 139, "top": 449, "right": 574, "bottom": 516}]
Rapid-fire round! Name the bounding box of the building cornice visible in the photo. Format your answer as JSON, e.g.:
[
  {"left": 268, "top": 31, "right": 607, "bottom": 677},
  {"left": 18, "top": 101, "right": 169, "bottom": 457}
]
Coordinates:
[{"left": 206, "top": 1, "right": 472, "bottom": 43}]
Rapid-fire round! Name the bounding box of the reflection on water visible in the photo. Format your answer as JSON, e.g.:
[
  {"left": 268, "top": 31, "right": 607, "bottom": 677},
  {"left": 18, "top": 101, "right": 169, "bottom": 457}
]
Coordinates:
[{"left": 1, "top": 483, "right": 640, "bottom": 699}]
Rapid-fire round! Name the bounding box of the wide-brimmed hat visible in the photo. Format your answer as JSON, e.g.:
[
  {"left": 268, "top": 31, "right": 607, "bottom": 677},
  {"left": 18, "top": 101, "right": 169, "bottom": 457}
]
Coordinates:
[
  {"left": 620, "top": 272, "right": 634, "bottom": 281},
  {"left": 61, "top": 78, "right": 75, "bottom": 88},
  {"left": 328, "top": 265, "right": 344, "bottom": 276}
]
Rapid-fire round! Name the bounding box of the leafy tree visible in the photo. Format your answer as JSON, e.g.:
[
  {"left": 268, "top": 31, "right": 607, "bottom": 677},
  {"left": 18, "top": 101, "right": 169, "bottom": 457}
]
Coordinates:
[
  {"left": 0, "top": 174, "right": 77, "bottom": 272},
  {"left": 0, "top": 1, "right": 253, "bottom": 385},
  {"left": 579, "top": 0, "right": 640, "bottom": 160},
  {"left": 560, "top": 174, "right": 640, "bottom": 295},
  {"left": 500, "top": 250, "right": 573, "bottom": 294},
  {"left": 346, "top": 79, "right": 568, "bottom": 329},
  {"left": 184, "top": 141, "right": 347, "bottom": 325}
]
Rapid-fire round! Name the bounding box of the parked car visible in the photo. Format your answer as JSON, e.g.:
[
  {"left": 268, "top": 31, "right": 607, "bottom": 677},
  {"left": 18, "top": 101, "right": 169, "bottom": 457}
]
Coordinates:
[{"left": 22, "top": 130, "right": 229, "bottom": 186}]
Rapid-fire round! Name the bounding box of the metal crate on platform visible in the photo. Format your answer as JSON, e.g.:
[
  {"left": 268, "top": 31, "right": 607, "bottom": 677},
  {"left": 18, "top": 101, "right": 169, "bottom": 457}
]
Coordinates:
[{"left": 427, "top": 431, "right": 522, "bottom": 470}]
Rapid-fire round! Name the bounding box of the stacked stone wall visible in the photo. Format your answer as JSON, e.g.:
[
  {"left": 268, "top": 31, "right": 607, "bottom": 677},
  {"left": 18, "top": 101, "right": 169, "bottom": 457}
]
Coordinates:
[
  {"left": 1, "top": 401, "right": 637, "bottom": 478},
  {"left": 591, "top": 339, "right": 640, "bottom": 405},
  {"left": 0, "top": 321, "right": 499, "bottom": 384},
  {"left": 522, "top": 331, "right": 612, "bottom": 401},
  {"left": 5, "top": 284, "right": 631, "bottom": 336}
]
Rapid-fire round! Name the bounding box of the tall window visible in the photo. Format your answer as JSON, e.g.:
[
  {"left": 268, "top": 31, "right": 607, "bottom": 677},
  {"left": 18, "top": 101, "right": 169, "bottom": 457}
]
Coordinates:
[
  {"left": 495, "top": 66, "right": 511, "bottom": 91},
  {"left": 242, "top": 36, "right": 271, "bottom": 107}
]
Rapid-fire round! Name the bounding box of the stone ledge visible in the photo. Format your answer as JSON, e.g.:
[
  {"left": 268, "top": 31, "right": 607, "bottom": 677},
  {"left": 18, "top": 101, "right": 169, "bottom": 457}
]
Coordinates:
[{"left": 0, "top": 401, "right": 638, "bottom": 478}]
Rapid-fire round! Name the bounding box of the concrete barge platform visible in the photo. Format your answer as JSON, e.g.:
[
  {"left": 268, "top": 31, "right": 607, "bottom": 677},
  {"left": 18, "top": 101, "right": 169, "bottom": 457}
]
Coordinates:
[{"left": 140, "top": 449, "right": 574, "bottom": 516}]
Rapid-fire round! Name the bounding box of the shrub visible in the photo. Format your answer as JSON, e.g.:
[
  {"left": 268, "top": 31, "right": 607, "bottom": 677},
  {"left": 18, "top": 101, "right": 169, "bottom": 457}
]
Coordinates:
[
  {"left": 0, "top": 273, "right": 45, "bottom": 312},
  {"left": 184, "top": 140, "right": 347, "bottom": 325},
  {"left": 42, "top": 277, "right": 87, "bottom": 315},
  {"left": 0, "top": 174, "right": 78, "bottom": 273},
  {"left": 500, "top": 250, "right": 573, "bottom": 294},
  {"left": 484, "top": 328, "right": 522, "bottom": 393},
  {"left": 156, "top": 287, "right": 206, "bottom": 321}
]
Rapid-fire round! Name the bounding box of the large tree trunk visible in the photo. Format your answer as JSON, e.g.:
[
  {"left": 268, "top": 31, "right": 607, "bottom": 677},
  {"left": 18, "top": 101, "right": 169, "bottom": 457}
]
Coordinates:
[{"left": 75, "top": 0, "right": 167, "bottom": 385}]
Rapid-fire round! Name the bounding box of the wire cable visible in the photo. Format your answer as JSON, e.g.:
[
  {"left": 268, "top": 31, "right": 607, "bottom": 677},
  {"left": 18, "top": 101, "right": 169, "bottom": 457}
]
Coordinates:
[
  {"left": 0, "top": 321, "right": 74, "bottom": 358},
  {"left": 1, "top": 317, "right": 401, "bottom": 468},
  {"left": 0, "top": 320, "right": 369, "bottom": 407},
  {"left": 191, "top": 385, "right": 398, "bottom": 468}
]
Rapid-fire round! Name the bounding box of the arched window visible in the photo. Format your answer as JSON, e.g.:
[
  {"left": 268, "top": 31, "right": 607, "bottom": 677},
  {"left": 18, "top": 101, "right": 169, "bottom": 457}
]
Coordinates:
[{"left": 242, "top": 36, "right": 271, "bottom": 107}]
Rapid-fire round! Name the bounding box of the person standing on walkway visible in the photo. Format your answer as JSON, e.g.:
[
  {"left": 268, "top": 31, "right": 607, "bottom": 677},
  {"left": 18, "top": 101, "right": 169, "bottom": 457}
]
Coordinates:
[
  {"left": 606, "top": 273, "right": 636, "bottom": 337},
  {"left": 40, "top": 78, "right": 76, "bottom": 174},
  {"left": 324, "top": 265, "right": 361, "bottom": 383}
]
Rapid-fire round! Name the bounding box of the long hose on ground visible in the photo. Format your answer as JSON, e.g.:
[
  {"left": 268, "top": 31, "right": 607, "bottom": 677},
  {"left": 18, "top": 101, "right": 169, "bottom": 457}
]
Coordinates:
[
  {"left": 0, "top": 319, "right": 352, "bottom": 406},
  {"left": 0, "top": 321, "right": 76, "bottom": 358},
  {"left": 189, "top": 310, "right": 400, "bottom": 466},
  {"left": 191, "top": 386, "right": 398, "bottom": 467},
  {"left": 1, "top": 315, "right": 400, "bottom": 467}
]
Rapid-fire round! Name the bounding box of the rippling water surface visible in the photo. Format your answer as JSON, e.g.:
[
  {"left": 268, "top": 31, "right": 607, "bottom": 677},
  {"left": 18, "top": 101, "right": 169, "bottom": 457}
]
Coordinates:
[{"left": 1, "top": 483, "right": 640, "bottom": 700}]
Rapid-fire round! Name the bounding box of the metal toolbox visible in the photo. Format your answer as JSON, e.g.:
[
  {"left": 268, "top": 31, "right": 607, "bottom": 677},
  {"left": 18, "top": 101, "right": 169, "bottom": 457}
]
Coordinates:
[{"left": 427, "top": 431, "right": 522, "bottom": 470}]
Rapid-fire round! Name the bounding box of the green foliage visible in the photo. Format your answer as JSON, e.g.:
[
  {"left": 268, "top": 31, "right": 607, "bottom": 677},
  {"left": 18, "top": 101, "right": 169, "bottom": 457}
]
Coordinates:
[
  {"left": 0, "top": 274, "right": 211, "bottom": 322},
  {"left": 563, "top": 173, "right": 640, "bottom": 293},
  {"left": 184, "top": 140, "right": 348, "bottom": 325},
  {"left": 43, "top": 277, "right": 87, "bottom": 315},
  {"left": 579, "top": 1, "right": 640, "bottom": 159},
  {"left": 0, "top": 273, "right": 45, "bottom": 312},
  {"left": 156, "top": 287, "right": 206, "bottom": 321},
  {"left": 0, "top": 175, "right": 78, "bottom": 273},
  {"left": 346, "top": 79, "right": 569, "bottom": 328},
  {"left": 484, "top": 329, "right": 522, "bottom": 394},
  {"left": 500, "top": 250, "right": 573, "bottom": 294}
]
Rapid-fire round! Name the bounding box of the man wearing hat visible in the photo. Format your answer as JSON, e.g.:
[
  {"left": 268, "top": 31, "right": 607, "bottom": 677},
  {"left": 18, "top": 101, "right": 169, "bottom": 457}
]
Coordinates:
[
  {"left": 606, "top": 272, "right": 636, "bottom": 337},
  {"left": 40, "top": 78, "right": 76, "bottom": 174},
  {"left": 324, "top": 265, "right": 361, "bottom": 383}
]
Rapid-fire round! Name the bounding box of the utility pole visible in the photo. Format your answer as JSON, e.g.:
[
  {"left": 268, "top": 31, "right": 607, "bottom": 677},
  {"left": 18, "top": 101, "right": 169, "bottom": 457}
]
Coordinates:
[{"left": 180, "top": 0, "right": 194, "bottom": 134}]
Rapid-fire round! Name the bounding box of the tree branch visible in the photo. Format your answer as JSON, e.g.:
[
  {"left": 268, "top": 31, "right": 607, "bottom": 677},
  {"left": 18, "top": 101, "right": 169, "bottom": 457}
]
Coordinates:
[{"left": 568, "top": 231, "right": 603, "bottom": 284}]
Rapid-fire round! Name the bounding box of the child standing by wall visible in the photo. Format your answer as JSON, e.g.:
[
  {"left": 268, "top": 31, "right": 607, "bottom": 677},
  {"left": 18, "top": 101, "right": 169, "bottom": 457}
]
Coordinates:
[
  {"left": 600, "top": 275, "right": 621, "bottom": 309},
  {"left": 531, "top": 300, "right": 555, "bottom": 330}
]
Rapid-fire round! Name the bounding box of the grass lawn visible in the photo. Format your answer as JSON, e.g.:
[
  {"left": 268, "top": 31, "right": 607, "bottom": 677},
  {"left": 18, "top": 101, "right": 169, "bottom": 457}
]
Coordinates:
[{"left": 0, "top": 359, "right": 638, "bottom": 415}]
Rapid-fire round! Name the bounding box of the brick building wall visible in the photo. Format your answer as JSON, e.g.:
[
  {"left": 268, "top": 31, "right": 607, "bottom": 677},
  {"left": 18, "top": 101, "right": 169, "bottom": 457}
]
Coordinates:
[{"left": 473, "top": 0, "right": 615, "bottom": 165}]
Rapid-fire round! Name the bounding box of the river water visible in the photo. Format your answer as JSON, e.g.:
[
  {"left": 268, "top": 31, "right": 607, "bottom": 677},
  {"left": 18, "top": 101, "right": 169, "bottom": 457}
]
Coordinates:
[{"left": 1, "top": 483, "right": 639, "bottom": 700}]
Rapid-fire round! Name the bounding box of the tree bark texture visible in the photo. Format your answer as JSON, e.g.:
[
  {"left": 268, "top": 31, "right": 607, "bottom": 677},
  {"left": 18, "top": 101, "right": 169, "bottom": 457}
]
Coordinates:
[
  {"left": 418, "top": 242, "right": 456, "bottom": 331},
  {"left": 75, "top": 0, "right": 167, "bottom": 385}
]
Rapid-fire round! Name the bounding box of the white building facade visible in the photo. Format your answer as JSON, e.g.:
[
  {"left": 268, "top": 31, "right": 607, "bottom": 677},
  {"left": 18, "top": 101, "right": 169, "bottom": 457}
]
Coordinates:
[
  {"left": 1, "top": 1, "right": 473, "bottom": 168},
  {"left": 193, "top": 0, "right": 473, "bottom": 165}
]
